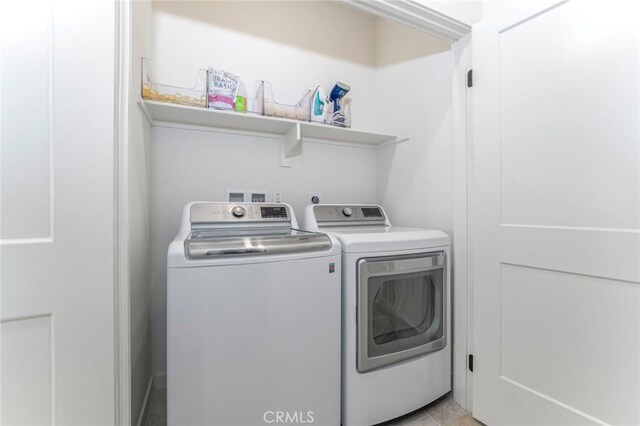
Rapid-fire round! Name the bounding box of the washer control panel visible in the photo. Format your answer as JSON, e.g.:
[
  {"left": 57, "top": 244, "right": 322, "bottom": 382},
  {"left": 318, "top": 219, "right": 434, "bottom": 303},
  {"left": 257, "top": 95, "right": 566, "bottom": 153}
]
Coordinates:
[
  {"left": 191, "top": 203, "right": 290, "bottom": 224},
  {"left": 313, "top": 205, "right": 386, "bottom": 223},
  {"left": 231, "top": 206, "right": 246, "bottom": 218}
]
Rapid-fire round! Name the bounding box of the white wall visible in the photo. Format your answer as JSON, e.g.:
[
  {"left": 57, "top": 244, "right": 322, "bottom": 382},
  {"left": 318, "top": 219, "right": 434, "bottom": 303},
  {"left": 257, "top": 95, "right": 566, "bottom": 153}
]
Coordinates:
[
  {"left": 481, "top": 0, "right": 507, "bottom": 21},
  {"left": 376, "top": 20, "right": 454, "bottom": 236},
  {"left": 129, "top": 1, "right": 153, "bottom": 423},
  {"left": 144, "top": 1, "right": 454, "bottom": 378}
]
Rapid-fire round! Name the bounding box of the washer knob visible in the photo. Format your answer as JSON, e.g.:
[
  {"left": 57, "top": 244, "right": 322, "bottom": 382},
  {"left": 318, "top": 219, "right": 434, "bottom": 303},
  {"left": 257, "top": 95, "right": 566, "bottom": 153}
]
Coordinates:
[
  {"left": 231, "top": 206, "right": 246, "bottom": 218},
  {"left": 342, "top": 207, "right": 353, "bottom": 217}
]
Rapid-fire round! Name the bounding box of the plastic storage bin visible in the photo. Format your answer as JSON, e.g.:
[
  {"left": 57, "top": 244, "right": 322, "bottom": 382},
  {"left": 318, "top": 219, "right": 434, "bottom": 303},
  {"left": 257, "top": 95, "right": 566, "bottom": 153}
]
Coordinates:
[
  {"left": 141, "top": 58, "right": 207, "bottom": 108},
  {"left": 252, "top": 81, "right": 311, "bottom": 121},
  {"left": 326, "top": 98, "right": 352, "bottom": 128}
]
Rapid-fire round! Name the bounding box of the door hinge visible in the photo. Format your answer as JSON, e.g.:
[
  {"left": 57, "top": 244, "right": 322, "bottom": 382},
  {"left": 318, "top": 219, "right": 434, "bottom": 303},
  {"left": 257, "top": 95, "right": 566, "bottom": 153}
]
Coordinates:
[
  {"left": 468, "top": 354, "right": 474, "bottom": 372},
  {"left": 467, "top": 69, "right": 473, "bottom": 88}
]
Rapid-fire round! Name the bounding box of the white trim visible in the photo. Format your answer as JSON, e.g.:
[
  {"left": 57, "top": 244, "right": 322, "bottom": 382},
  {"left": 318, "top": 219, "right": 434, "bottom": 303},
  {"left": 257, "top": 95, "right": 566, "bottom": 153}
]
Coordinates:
[
  {"left": 464, "top": 41, "right": 475, "bottom": 414},
  {"left": 0, "top": 237, "right": 54, "bottom": 246},
  {"left": 0, "top": 312, "right": 53, "bottom": 324},
  {"left": 304, "top": 138, "right": 381, "bottom": 150},
  {"left": 340, "top": 0, "right": 471, "bottom": 41},
  {"left": 451, "top": 33, "right": 472, "bottom": 411},
  {"left": 135, "top": 375, "right": 155, "bottom": 426},
  {"left": 115, "top": 0, "right": 132, "bottom": 424},
  {"left": 148, "top": 120, "right": 282, "bottom": 141},
  {"left": 371, "top": 136, "right": 410, "bottom": 149},
  {"left": 135, "top": 372, "right": 167, "bottom": 426},
  {"left": 499, "top": 376, "right": 609, "bottom": 426},
  {"left": 501, "top": 223, "right": 640, "bottom": 234},
  {"left": 146, "top": 120, "right": 408, "bottom": 151}
]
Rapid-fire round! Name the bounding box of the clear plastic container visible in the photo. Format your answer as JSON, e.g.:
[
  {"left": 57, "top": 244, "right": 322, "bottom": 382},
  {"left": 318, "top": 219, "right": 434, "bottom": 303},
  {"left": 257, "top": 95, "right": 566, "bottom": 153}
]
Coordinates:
[
  {"left": 253, "top": 81, "right": 311, "bottom": 121},
  {"left": 325, "top": 98, "right": 352, "bottom": 128},
  {"left": 141, "top": 58, "right": 207, "bottom": 108},
  {"left": 246, "top": 81, "right": 265, "bottom": 115}
]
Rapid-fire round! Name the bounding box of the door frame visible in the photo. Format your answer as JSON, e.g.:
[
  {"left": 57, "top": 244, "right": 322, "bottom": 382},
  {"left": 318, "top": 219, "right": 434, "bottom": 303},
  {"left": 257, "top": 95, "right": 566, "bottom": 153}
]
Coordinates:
[
  {"left": 452, "top": 33, "right": 473, "bottom": 411},
  {"left": 110, "top": 1, "right": 476, "bottom": 421},
  {"left": 115, "top": 0, "right": 132, "bottom": 424}
]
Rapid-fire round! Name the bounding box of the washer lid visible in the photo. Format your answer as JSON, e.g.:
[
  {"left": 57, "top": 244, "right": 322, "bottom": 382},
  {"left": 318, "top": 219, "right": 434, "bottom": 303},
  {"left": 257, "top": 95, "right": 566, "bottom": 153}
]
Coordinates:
[
  {"left": 185, "top": 228, "right": 332, "bottom": 259},
  {"left": 321, "top": 226, "right": 450, "bottom": 253}
]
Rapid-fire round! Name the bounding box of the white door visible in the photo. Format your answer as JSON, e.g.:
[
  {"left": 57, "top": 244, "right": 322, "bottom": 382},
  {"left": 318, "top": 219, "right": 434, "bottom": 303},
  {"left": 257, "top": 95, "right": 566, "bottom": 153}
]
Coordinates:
[
  {"left": 1, "top": 0, "right": 117, "bottom": 424},
  {"left": 471, "top": 1, "right": 639, "bottom": 425}
]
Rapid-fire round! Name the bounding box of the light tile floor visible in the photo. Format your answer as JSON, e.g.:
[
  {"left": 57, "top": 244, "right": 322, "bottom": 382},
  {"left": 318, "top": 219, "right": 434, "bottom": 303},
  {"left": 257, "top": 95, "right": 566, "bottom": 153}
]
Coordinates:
[
  {"left": 387, "top": 395, "right": 483, "bottom": 426},
  {"left": 143, "top": 390, "right": 483, "bottom": 426}
]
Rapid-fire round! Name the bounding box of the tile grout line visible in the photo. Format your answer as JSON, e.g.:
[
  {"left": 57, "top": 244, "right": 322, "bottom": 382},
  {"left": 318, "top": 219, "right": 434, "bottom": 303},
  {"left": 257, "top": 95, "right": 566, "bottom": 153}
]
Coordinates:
[{"left": 427, "top": 413, "right": 443, "bottom": 426}]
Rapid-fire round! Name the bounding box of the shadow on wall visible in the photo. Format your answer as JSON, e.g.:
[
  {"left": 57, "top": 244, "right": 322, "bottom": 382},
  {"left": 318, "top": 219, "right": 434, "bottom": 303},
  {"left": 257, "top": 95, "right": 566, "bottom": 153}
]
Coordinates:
[
  {"left": 152, "top": 0, "right": 450, "bottom": 68},
  {"left": 375, "top": 17, "right": 451, "bottom": 66},
  {"left": 152, "top": 0, "right": 376, "bottom": 66}
]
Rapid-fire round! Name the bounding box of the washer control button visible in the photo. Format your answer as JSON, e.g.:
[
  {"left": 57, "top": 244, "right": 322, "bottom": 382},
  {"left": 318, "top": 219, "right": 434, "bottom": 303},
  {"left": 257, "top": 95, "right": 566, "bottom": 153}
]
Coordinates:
[
  {"left": 231, "top": 206, "right": 246, "bottom": 218},
  {"left": 342, "top": 207, "right": 353, "bottom": 217}
]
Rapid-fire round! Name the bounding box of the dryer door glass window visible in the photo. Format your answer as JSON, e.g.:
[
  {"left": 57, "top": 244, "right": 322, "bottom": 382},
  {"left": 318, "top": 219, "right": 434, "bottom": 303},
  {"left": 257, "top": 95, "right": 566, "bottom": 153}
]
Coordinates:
[
  {"left": 357, "top": 253, "right": 446, "bottom": 372},
  {"left": 371, "top": 272, "right": 439, "bottom": 347}
]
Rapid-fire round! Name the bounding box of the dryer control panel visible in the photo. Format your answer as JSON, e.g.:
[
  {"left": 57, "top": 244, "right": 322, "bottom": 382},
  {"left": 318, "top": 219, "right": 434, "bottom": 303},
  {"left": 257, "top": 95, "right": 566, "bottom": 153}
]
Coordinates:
[
  {"left": 312, "top": 205, "right": 386, "bottom": 224},
  {"left": 190, "top": 203, "right": 290, "bottom": 224}
]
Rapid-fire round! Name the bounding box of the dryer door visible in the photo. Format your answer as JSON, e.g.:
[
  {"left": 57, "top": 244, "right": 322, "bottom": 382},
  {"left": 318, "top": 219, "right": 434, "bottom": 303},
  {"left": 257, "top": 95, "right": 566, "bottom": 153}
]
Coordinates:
[{"left": 357, "top": 252, "right": 446, "bottom": 372}]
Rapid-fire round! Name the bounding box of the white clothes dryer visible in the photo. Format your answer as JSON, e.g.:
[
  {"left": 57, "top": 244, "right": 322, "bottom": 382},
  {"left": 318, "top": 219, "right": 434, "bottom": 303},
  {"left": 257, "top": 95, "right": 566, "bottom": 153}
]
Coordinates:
[{"left": 304, "top": 204, "right": 451, "bottom": 426}]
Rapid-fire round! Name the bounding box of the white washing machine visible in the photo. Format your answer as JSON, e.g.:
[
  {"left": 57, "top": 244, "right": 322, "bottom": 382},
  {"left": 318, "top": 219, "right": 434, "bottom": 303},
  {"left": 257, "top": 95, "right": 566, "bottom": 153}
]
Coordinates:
[
  {"left": 304, "top": 204, "right": 451, "bottom": 426},
  {"left": 167, "top": 202, "right": 341, "bottom": 425}
]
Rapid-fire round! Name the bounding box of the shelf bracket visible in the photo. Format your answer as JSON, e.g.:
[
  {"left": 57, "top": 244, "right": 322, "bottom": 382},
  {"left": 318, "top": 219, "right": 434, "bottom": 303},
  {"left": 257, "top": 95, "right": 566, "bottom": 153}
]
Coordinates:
[{"left": 280, "top": 123, "right": 302, "bottom": 168}]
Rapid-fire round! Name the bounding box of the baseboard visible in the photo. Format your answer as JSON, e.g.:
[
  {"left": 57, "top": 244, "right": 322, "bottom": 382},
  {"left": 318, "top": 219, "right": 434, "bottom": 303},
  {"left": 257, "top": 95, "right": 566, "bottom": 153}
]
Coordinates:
[
  {"left": 135, "top": 372, "right": 167, "bottom": 426},
  {"left": 153, "top": 372, "right": 167, "bottom": 390},
  {"left": 136, "top": 375, "right": 155, "bottom": 426}
]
